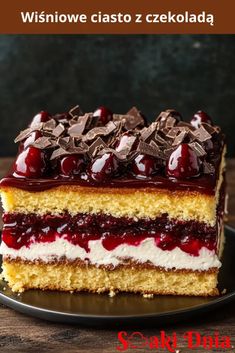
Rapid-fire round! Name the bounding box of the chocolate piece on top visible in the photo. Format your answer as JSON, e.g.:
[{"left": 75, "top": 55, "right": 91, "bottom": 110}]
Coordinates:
[
  {"left": 12, "top": 105, "right": 224, "bottom": 183},
  {"left": 32, "top": 136, "right": 53, "bottom": 149},
  {"left": 88, "top": 137, "right": 108, "bottom": 157},
  {"left": 137, "top": 141, "right": 161, "bottom": 158},
  {"left": 43, "top": 119, "right": 57, "bottom": 131},
  {"left": 189, "top": 142, "right": 207, "bottom": 157},
  {"left": 194, "top": 125, "right": 212, "bottom": 142},
  {"left": 125, "top": 106, "right": 146, "bottom": 129},
  {"left": 69, "top": 105, "right": 82, "bottom": 118},
  {"left": 83, "top": 121, "right": 117, "bottom": 142},
  {"left": 68, "top": 113, "right": 91, "bottom": 137},
  {"left": 52, "top": 123, "right": 65, "bottom": 138}
]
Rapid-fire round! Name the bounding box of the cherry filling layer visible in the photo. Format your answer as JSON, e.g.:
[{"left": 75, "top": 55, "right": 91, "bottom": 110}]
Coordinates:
[{"left": 2, "top": 213, "right": 217, "bottom": 256}]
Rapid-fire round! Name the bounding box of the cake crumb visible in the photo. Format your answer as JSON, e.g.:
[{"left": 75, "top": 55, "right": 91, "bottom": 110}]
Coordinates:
[
  {"left": 70, "top": 290, "right": 74, "bottom": 294},
  {"left": 221, "top": 288, "right": 227, "bottom": 295},
  {"left": 143, "top": 293, "right": 154, "bottom": 299},
  {"left": 109, "top": 289, "right": 116, "bottom": 297}
]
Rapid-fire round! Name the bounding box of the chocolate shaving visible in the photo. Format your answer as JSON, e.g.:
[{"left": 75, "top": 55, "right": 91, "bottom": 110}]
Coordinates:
[
  {"left": 52, "top": 123, "right": 65, "bottom": 138},
  {"left": 201, "top": 123, "right": 217, "bottom": 135},
  {"left": 113, "top": 114, "right": 127, "bottom": 123},
  {"left": 172, "top": 130, "right": 187, "bottom": 146},
  {"left": 14, "top": 128, "right": 34, "bottom": 143},
  {"left": 177, "top": 121, "right": 195, "bottom": 130},
  {"left": 68, "top": 113, "right": 91, "bottom": 137},
  {"left": 155, "top": 132, "right": 169, "bottom": 146},
  {"left": 43, "top": 119, "right": 57, "bottom": 131},
  {"left": 58, "top": 136, "right": 72, "bottom": 149},
  {"left": 125, "top": 106, "right": 145, "bottom": 129},
  {"left": 32, "top": 136, "right": 52, "bottom": 149},
  {"left": 50, "top": 148, "right": 69, "bottom": 160},
  {"left": 194, "top": 125, "right": 212, "bottom": 142},
  {"left": 69, "top": 105, "right": 82, "bottom": 118},
  {"left": 140, "top": 122, "right": 158, "bottom": 141},
  {"left": 166, "top": 127, "right": 181, "bottom": 139},
  {"left": 97, "top": 147, "right": 133, "bottom": 161},
  {"left": 189, "top": 142, "right": 207, "bottom": 157},
  {"left": 156, "top": 110, "right": 171, "bottom": 122},
  {"left": 137, "top": 141, "right": 161, "bottom": 158},
  {"left": 166, "top": 117, "right": 177, "bottom": 128},
  {"left": 83, "top": 121, "right": 116, "bottom": 142},
  {"left": 88, "top": 137, "right": 108, "bottom": 157},
  {"left": 149, "top": 140, "right": 166, "bottom": 159}
]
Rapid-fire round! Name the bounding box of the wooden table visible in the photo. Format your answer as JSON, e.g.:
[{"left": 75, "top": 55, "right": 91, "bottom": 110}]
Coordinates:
[{"left": 0, "top": 158, "right": 234, "bottom": 353}]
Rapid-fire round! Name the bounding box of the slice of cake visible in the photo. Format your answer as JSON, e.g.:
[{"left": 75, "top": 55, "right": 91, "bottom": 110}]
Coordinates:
[{"left": 0, "top": 106, "right": 226, "bottom": 295}]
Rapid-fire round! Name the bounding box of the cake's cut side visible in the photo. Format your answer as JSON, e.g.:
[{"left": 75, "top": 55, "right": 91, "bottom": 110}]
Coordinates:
[
  {"left": 0, "top": 106, "right": 226, "bottom": 296},
  {"left": 2, "top": 260, "right": 219, "bottom": 296}
]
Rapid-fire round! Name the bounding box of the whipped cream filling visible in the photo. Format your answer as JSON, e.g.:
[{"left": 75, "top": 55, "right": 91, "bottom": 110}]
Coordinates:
[{"left": 0, "top": 237, "right": 221, "bottom": 271}]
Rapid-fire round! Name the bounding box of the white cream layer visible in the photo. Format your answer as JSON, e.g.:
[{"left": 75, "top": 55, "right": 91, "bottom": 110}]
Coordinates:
[{"left": 0, "top": 237, "right": 221, "bottom": 271}]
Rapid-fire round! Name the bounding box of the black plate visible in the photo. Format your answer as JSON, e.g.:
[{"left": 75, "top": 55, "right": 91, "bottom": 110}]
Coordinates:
[{"left": 0, "top": 226, "right": 235, "bottom": 326}]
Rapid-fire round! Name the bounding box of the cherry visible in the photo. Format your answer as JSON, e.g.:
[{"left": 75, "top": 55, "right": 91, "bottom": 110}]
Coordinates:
[
  {"left": 166, "top": 143, "right": 200, "bottom": 179},
  {"left": 23, "top": 131, "right": 42, "bottom": 150},
  {"left": 60, "top": 155, "right": 84, "bottom": 176},
  {"left": 190, "top": 110, "right": 212, "bottom": 128},
  {"left": 89, "top": 153, "right": 119, "bottom": 182},
  {"left": 2, "top": 229, "right": 31, "bottom": 249},
  {"left": 156, "top": 233, "right": 176, "bottom": 251},
  {"left": 132, "top": 154, "right": 160, "bottom": 177},
  {"left": 180, "top": 235, "right": 201, "bottom": 256},
  {"left": 93, "top": 106, "right": 112, "bottom": 125},
  {"left": 30, "top": 111, "right": 51, "bottom": 127},
  {"left": 13, "top": 146, "right": 46, "bottom": 178}
]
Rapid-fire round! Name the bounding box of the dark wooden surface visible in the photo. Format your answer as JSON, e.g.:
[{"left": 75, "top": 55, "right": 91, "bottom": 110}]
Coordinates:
[{"left": 0, "top": 157, "right": 234, "bottom": 353}]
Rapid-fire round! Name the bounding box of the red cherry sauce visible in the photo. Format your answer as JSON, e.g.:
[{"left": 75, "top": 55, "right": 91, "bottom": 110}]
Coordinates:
[{"left": 2, "top": 212, "right": 217, "bottom": 256}]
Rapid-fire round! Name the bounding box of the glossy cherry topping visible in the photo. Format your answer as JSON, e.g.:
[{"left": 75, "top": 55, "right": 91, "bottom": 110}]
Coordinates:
[
  {"left": 1, "top": 105, "right": 224, "bottom": 192},
  {"left": 89, "top": 153, "right": 119, "bottom": 182},
  {"left": 13, "top": 146, "right": 46, "bottom": 178},
  {"left": 23, "top": 131, "right": 42, "bottom": 150},
  {"left": 30, "top": 111, "right": 50, "bottom": 127},
  {"left": 190, "top": 110, "right": 212, "bottom": 128},
  {"left": 60, "top": 155, "right": 84, "bottom": 176},
  {"left": 93, "top": 106, "right": 112, "bottom": 125},
  {"left": 167, "top": 144, "right": 200, "bottom": 179},
  {"left": 132, "top": 154, "right": 161, "bottom": 177}
]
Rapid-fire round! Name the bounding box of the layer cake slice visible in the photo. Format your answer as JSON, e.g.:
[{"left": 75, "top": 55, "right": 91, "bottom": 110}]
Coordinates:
[{"left": 0, "top": 106, "right": 226, "bottom": 296}]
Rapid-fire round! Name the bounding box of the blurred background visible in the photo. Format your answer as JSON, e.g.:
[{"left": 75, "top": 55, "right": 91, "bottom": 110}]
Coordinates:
[{"left": 0, "top": 35, "right": 234, "bottom": 156}]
